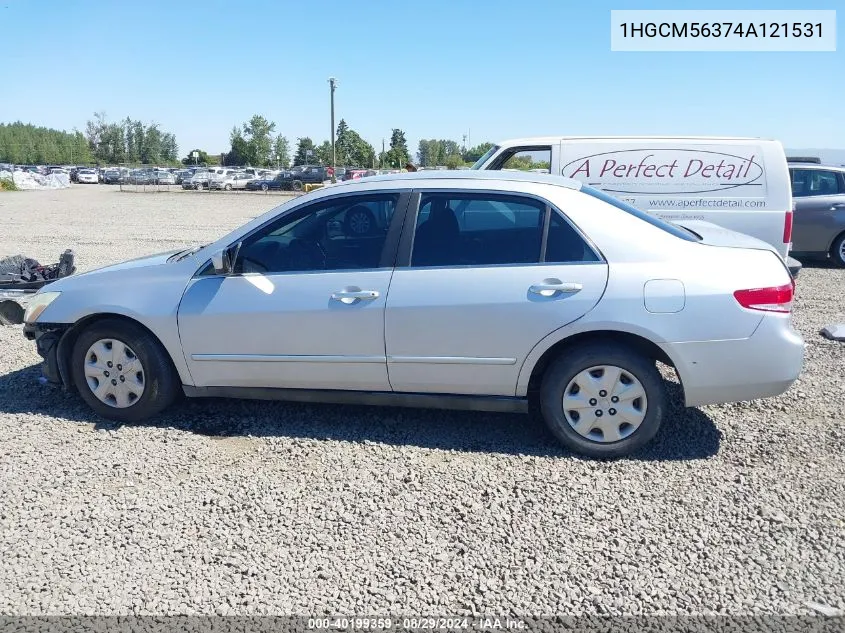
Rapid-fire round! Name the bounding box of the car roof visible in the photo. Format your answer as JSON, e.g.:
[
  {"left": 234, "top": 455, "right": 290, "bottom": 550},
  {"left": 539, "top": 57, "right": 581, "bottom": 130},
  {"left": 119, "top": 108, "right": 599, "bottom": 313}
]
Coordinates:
[
  {"left": 495, "top": 135, "right": 776, "bottom": 146},
  {"left": 787, "top": 163, "right": 845, "bottom": 171},
  {"left": 335, "top": 170, "right": 582, "bottom": 190}
]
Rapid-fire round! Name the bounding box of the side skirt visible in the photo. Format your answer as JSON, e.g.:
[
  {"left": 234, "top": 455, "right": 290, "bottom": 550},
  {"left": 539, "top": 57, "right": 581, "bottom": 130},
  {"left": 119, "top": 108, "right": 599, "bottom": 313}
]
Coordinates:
[{"left": 182, "top": 386, "right": 529, "bottom": 414}]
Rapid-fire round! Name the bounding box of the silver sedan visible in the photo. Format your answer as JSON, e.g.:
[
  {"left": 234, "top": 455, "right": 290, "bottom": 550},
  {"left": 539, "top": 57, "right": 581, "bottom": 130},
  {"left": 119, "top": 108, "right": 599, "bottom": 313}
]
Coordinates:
[{"left": 22, "top": 172, "right": 804, "bottom": 457}]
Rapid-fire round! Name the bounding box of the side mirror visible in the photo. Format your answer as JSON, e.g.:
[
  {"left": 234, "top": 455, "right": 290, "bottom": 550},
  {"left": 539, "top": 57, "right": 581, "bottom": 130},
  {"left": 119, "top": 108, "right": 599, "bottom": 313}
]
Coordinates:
[{"left": 210, "top": 242, "right": 242, "bottom": 275}]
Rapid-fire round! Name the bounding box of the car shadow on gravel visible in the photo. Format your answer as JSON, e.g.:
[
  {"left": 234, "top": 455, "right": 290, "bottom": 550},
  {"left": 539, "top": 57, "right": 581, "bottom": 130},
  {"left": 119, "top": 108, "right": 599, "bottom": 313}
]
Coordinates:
[
  {"left": 794, "top": 257, "right": 840, "bottom": 270},
  {"left": 0, "top": 363, "right": 721, "bottom": 461}
]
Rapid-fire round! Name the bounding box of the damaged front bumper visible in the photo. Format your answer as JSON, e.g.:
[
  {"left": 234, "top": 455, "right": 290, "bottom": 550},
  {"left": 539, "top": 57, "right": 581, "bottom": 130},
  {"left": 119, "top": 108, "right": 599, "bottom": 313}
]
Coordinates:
[{"left": 23, "top": 322, "right": 70, "bottom": 386}]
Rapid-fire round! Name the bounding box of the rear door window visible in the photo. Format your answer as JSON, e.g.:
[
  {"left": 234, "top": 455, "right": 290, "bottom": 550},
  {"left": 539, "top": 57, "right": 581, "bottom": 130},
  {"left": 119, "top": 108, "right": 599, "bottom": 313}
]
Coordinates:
[
  {"left": 412, "top": 193, "right": 544, "bottom": 267},
  {"left": 545, "top": 212, "right": 601, "bottom": 263},
  {"left": 410, "top": 193, "right": 601, "bottom": 267}
]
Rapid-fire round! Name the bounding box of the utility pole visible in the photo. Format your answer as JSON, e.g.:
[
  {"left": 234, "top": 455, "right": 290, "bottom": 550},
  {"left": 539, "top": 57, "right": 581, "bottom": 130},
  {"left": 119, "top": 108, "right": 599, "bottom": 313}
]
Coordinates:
[{"left": 328, "top": 77, "right": 337, "bottom": 184}]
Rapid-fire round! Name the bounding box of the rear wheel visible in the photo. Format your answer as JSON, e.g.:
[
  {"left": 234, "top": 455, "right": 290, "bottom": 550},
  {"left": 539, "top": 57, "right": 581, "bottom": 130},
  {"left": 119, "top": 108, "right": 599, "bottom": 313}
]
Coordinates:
[
  {"left": 291, "top": 180, "right": 303, "bottom": 192},
  {"left": 540, "top": 343, "right": 665, "bottom": 458},
  {"left": 70, "top": 319, "right": 180, "bottom": 423},
  {"left": 195, "top": 182, "right": 203, "bottom": 191},
  {"left": 224, "top": 184, "right": 232, "bottom": 191},
  {"left": 830, "top": 233, "right": 845, "bottom": 267}
]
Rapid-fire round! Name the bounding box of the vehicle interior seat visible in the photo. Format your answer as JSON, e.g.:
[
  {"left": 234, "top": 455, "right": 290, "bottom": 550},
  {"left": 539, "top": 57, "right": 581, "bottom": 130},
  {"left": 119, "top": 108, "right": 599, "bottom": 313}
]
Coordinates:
[{"left": 413, "top": 198, "right": 460, "bottom": 266}]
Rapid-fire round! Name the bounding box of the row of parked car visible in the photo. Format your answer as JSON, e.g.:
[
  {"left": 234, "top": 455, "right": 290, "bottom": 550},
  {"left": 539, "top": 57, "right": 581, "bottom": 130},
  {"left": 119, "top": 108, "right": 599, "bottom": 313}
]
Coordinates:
[
  {"left": 180, "top": 166, "right": 405, "bottom": 192},
  {"left": 53, "top": 164, "right": 406, "bottom": 191},
  {"left": 6, "top": 163, "right": 409, "bottom": 191}
]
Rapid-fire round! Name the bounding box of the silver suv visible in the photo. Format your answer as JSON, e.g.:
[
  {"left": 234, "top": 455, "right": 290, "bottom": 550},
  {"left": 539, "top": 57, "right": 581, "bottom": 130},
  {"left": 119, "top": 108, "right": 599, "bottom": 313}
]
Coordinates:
[{"left": 789, "top": 163, "right": 845, "bottom": 266}]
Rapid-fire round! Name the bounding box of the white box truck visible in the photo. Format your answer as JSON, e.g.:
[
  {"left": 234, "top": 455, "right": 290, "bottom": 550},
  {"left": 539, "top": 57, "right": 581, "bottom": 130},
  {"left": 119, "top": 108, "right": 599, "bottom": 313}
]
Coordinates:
[{"left": 471, "top": 136, "right": 799, "bottom": 274}]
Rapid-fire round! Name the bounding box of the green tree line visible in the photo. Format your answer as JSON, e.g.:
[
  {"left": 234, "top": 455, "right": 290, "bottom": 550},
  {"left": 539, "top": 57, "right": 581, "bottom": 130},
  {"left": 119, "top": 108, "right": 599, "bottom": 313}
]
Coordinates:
[
  {"left": 84, "top": 112, "right": 179, "bottom": 165},
  {"left": 2, "top": 115, "right": 497, "bottom": 171},
  {"left": 0, "top": 122, "right": 92, "bottom": 165}
]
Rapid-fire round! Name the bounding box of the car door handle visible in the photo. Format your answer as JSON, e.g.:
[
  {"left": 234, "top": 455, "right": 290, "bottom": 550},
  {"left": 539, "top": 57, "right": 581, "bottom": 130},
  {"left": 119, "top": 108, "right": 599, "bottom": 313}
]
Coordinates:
[
  {"left": 529, "top": 280, "right": 583, "bottom": 297},
  {"left": 331, "top": 289, "right": 380, "bottom": 304}
]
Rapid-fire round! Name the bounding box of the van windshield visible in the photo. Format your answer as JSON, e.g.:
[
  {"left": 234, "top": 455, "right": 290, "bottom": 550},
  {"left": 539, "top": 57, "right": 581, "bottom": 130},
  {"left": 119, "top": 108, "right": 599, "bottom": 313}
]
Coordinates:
[
  {"left": 470, "top": 145, "right": 500, "bottom": 170},
  {"left": 581, "top": 185, "right": 701, "bottom": 242}
]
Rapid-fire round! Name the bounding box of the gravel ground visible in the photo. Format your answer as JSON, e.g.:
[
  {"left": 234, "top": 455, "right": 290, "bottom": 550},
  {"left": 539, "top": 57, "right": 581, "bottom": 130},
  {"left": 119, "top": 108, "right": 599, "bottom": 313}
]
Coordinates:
[{"left": 0, "top": 186, "right": 842, "bottom": 616}]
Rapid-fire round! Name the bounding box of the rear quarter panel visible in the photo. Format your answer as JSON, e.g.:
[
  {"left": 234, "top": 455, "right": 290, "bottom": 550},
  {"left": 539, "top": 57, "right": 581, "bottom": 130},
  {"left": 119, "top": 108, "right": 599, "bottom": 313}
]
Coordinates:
[{"left": 515, "top": 185, "right": 791, "bottom": 395}]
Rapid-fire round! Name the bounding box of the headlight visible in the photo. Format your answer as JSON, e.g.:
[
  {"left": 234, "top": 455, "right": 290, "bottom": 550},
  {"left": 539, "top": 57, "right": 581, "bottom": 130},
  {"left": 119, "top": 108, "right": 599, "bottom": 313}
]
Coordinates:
[{"left": 23, "top": 291, "right": 61, "bottom": 324}]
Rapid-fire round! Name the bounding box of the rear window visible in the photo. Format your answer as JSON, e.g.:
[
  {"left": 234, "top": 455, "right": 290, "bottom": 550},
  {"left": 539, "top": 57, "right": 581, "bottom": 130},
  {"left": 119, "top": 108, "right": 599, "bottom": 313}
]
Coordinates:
[{"left": 581, "top": 185, "right": 701, "bottom": 242}]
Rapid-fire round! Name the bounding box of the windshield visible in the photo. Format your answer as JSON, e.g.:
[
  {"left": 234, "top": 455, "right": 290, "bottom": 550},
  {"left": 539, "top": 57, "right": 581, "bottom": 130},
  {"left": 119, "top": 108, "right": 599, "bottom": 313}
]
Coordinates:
[
  {"left": 470, "top": 145, "right": 501, "bottom": 170},
  {"left": 580, "top": 185, "right": 701, "bottom": 242}
]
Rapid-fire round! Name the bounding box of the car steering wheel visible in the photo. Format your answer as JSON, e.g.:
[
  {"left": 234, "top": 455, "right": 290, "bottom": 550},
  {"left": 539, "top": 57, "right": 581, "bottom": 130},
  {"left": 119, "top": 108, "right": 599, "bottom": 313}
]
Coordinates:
[{"left": 288, "top": 238, "right": 326, "bottom": 270}]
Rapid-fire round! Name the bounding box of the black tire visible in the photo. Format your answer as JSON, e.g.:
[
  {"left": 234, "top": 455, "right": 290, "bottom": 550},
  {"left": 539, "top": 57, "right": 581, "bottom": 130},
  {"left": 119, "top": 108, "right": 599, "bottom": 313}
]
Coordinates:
[
  {"left": 70, "top": 318, "right": 180, "bottom": 423},
  {"left": 224, "top": 184, "right": 232, "bottom": 191},
  {"left": 291, "top": 180, "right": 303, "bottom": 192},
  {"left": 830, "top": 232, "right": 845, "bottom": 268},
  {"left": 0, "top": 300, "right": 25, "bottom": 326},
  {"left": 261, "top": 183, "right": 269, "bottom": 192},
  {"left": 343, "top": 205, "right": 376, "bottom": 235},
  {"left": 539, "top": 342, "right": 666, "bottom": 458},
  {"left": 195, "top": 182, "right": 203, "bottom": 191}
]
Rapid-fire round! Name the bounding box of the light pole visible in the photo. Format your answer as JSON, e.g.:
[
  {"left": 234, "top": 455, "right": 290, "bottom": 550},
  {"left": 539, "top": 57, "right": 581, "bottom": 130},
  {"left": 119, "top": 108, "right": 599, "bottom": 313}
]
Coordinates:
[{"left": 328, "top": 77, "right": 338, "bottom": 183}]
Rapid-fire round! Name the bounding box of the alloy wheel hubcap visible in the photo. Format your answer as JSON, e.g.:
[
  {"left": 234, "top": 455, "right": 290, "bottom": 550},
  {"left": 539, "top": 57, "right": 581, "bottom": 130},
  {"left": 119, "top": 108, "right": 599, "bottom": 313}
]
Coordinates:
[
  {"left": 84, "top": 338, "right": 145, "bottom": 408},
  {"left": 562, "top": 365, "right": 647, "bottom": 443},
  {"left": 839, "top": 240, "right": 845, "bottom": 263},
  {"left": 350, "top": 213, "right": 370, "bottom": 234}
]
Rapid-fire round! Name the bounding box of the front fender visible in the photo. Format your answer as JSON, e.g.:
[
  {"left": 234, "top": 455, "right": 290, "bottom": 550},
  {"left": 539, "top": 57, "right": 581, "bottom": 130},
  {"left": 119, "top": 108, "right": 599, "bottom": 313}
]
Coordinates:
[{"left": 34, "top": 263, "right": 197, "bottom": 386}]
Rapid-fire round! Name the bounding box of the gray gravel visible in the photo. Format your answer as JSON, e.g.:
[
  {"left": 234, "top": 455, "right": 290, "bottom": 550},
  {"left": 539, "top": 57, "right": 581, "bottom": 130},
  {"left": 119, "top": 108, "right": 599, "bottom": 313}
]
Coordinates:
[{"left": 0, "top": 186, "right": 842, "bottom": 616}]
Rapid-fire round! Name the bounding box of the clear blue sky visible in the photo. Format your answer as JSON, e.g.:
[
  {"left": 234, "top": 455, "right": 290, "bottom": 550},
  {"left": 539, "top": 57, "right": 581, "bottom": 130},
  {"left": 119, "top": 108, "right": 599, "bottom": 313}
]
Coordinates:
[{"left": 1, "top": 0, "right": 842, "bottom": 157}]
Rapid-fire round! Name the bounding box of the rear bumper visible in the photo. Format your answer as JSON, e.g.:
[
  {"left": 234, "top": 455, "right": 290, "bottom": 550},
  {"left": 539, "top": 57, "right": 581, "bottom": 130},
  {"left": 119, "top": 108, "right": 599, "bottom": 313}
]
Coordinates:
[
  {"left": 664, "top": 315, "right": 804, "bottom": 408},
  {"left": 787, "top": 255, "right": 802, "bottom": 278}
]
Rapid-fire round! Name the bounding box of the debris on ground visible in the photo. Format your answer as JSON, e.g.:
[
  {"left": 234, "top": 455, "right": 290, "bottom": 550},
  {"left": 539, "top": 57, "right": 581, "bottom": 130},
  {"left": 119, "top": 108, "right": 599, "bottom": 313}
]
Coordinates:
[
  {"left": 820, "top": 324, "right": 845, "bottom": 342},
  {"left": 804, "top": 601, "right": 845, "bottom": 617},
  {"left": 0, "top": 169, "right": 70, "bottom": 190}
]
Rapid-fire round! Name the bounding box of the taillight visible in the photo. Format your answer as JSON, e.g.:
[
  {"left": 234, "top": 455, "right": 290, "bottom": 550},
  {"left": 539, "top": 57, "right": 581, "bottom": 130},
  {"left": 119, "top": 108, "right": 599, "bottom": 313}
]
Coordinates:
[
  {"left": 733, "top": 283, "right": 794, "bottom": 313},
  {"left": 783, "top": 209, "right": 793, "bottom": 244}
]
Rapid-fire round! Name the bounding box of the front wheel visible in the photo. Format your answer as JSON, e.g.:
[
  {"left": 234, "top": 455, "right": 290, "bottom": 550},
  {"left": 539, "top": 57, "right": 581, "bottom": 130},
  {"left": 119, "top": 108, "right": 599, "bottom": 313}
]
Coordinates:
[
  {"left": 830, "top": 233, "right": 845, "bottom": 267},
  {"left": 291, "top": 180, "right": 303, "bottom": 192},
  {"left": 261, "top": 183, "right": 269, "bottom": 192},
  {"left": 540, "top": 343, "right": 666, "bottom": 458},
  {"left": 70, "top": 319, "right": 180, "bottom": 423},
  {"left": 195, "top": 182, "right": 203, "bottom": 191},
  {"left": 224, "top": 184, "right": 232, "bottom": 191}
]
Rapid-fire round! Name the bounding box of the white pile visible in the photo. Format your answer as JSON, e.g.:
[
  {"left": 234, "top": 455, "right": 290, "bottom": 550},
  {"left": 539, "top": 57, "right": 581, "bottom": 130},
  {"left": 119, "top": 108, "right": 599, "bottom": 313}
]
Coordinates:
[{"left": 0, "top": 169, "right": 70, "bottom": 190}]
